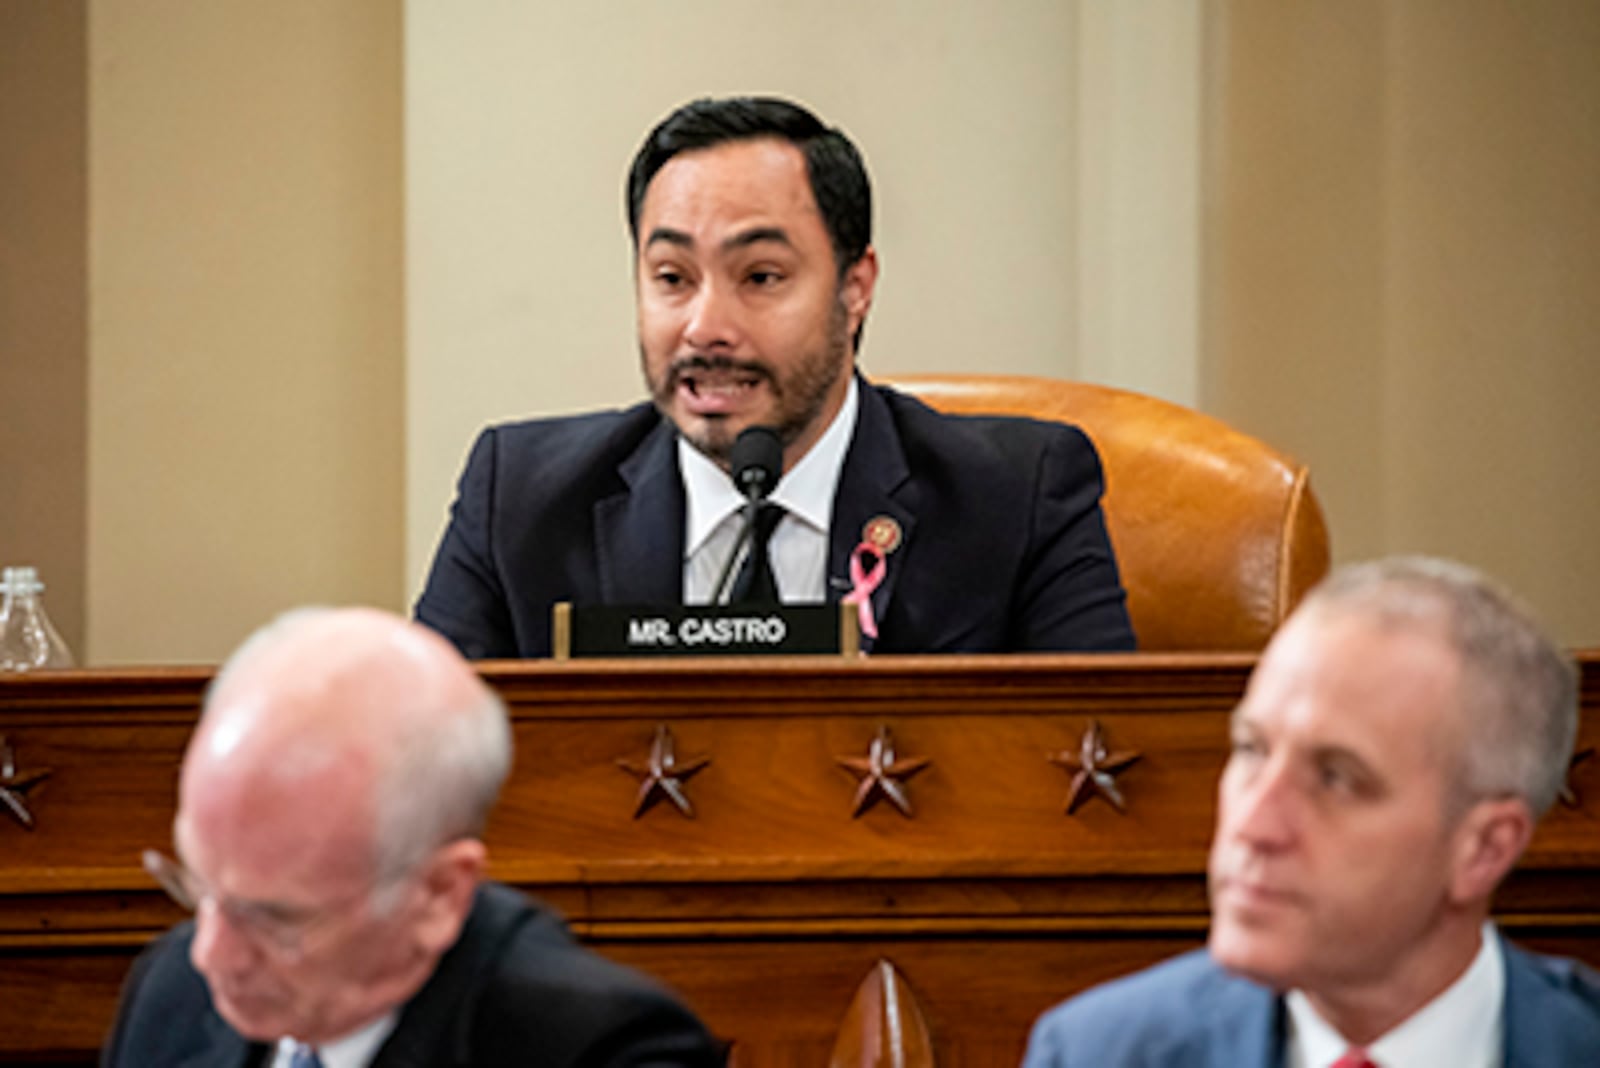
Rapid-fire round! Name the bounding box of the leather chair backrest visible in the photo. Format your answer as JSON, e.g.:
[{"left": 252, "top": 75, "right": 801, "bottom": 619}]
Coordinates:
[{"left": 881, "top": 373, "right": 1331, "bottom": 651}]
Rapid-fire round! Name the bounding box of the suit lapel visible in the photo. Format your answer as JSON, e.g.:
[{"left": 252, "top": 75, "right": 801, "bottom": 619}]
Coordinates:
[
  {"left": 1240, "top": 994, "right": 1288, "bottom": 1068},
  {"left": 594, "top": 421, "right": 686, "bottom": 605},
  {"left": 1503, "top": 934, "right": 1535, "bottom": 1068},
  {"left": 829, "top": 381, "right": 915, "bottom": 653},
  {"left": 1199, "top": 979, "right": 1285, "bottom": 1068}
]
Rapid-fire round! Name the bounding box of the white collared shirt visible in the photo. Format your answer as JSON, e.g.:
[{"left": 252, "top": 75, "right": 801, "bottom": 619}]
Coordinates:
[
  {"left": 1286, "top": 924, "right": 1505, "bottom": 1068},
  {"left": 271, "top": 1013, "right": 397, "bottom": 1068},
  {"left": 681, "top": 377, "right": 859, "bottom": 605}
]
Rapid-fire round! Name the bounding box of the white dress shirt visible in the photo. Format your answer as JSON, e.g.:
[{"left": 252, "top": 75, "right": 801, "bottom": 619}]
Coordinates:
[
  {"left": 681, "top": 377, "right": 859, "bottom": 605},
  {"left": 1286, "top": 923, "right": 1505, "bottom": 1068},
  {"left": 271, "top": 1013, "right": 396, "bottom": 1068}
]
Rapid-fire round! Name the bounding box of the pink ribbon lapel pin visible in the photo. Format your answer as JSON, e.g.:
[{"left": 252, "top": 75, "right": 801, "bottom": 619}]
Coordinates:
[{"left": 842, "top": 515, "right": 902, "bottom": 640}]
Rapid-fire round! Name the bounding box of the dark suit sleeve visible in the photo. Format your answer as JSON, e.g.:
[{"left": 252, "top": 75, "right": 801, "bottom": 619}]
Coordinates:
[
  {"left": 99, "top": 933, "right": 163, "bottom": 1067},
  {"left": 568, "top": 993, "right": 725, "bottom": 1068},
  {"left": 415, "top": 428, "right": 520, "bottom": 659},
  {"left": 1013, "top": 425, "right": 1136, "bottom": 651}
]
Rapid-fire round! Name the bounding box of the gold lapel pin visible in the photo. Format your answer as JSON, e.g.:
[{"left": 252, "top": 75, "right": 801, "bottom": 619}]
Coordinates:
[{"left": 862, "top": 515, "right": 902, "bottom": 555}]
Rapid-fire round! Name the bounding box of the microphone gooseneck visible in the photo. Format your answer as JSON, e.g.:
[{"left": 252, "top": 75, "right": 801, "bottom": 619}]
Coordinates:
[
  {"left": 710, "top": 427, "right": 784, "bottom": 604},
  {"left": 729, "top": 426, "right": 783, "bottom": 502}
]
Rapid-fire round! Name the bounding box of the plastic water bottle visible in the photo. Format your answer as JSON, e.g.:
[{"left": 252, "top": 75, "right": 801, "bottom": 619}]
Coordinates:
[{"left": 0, "top": 566, "right": 74, "bottom": 671}]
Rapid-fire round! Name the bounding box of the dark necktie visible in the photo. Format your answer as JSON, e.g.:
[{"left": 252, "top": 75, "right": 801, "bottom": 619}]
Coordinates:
[{"left": 728, "top": 502, "right": 784, "bottom": 604}]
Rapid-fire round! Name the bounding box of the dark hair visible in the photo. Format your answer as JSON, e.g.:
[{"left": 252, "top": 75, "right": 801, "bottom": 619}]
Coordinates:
[{"left": 626, "top": 97, "right": 873, "bottom": 279}]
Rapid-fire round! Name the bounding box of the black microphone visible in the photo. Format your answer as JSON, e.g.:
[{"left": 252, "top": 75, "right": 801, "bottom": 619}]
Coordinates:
[{"left": 710, "top": 427, "right": 783, "bottom": 604}]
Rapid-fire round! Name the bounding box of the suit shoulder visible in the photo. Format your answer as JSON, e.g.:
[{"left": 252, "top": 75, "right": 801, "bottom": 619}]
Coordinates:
[
  {"left": 461, "top": 885, "right": 720, "bottom": 1063},
  {"left": 482, "top": 886, "right": 687, "bottom": 1002},
  {"left": 1037, "top": 950, "right": 1248, "bottom": 1028},
  {"left": 478, "top": 402, "right": 664, "bottom": 464},
  {"left": 112, "top": 923, "right": 211, "bottom": 1017},
  {"left": 104, "top": 925, "right": 235, "bottom": 1065},
  {"left": 1025, "top": 951, "right": 1272, "bottom": 1066},
  {"left": 1504, "top": 940, "right": 1600, "bottom": 1050},
  {"left": 455, "top": 402, "right": 670, "bottom": 514}
]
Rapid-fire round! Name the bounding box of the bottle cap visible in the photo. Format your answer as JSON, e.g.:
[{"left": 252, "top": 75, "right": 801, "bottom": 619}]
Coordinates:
[{"left": 0, "top": 567, "right": 43, "bottom": 595}]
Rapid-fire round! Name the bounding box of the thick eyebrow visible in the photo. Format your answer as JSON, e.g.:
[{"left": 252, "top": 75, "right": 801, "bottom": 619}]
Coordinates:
[
  {"left": 645, "top": 227, "right": 693, "bottom": 251},
  {"left": 642, "top": 226, "right": 796, "bottom": 255}
]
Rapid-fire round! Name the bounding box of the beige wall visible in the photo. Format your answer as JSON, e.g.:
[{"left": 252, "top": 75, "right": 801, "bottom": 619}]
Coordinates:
[
  {"left": 85, "top": 1, "right": 404, "bottom": 663},
  {"left": 0, "top": 1, "right": 88, "bottom": 655},
  {"left": 1206, "top": 0, "right": 1600, "bottom": 644}
]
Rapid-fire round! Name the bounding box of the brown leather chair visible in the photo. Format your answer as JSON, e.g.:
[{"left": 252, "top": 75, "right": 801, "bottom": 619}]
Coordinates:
[{"left": 879, "top": 373, "right": 1331, "bottom": 651}]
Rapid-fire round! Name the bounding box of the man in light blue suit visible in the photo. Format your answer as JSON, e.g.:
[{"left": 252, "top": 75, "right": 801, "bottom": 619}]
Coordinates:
[{"left": 1023, "top": 557, "right": 1600, "bottom": 1067}]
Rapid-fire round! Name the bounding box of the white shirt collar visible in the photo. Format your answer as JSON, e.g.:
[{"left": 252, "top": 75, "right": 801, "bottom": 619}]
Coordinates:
[
  {"left": 679, "top": 376, "right": 859, "bottom": 557},
  {"left": 1286, "top": 923, "right": 1505, "bottom": 1068},
  {"left": 274, "top": 1012, "right": 397, "bottom": 1068}
]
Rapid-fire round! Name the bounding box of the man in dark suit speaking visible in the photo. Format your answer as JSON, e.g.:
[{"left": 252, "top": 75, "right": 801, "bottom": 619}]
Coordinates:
[
  {"left": 414, "top": 96, "right": 1134, "bottom": 658},
  {"left": 102, "top": 608, "right": 719, "bottom": 1067},
  {"left": 1022, "top": 557, "right": 1599, "bottom": 1066}
]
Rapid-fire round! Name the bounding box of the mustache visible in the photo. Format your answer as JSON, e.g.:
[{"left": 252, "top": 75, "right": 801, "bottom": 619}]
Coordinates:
[{"left": 667, "top": 353, "right": 774, "bottom": 384}]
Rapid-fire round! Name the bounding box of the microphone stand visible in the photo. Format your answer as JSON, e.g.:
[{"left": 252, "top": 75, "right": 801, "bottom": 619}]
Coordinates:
[
  {"left": 709, "top": 498, "right": 761, "bottom": 606},
  {"left": 708, "top": 425, "right": 783, "bottom": 606}
]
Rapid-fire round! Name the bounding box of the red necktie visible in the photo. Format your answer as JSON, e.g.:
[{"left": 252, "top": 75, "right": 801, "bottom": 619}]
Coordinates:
[{"left": 1331, "top": 1050, "right": 1379, "bottom": 1068}]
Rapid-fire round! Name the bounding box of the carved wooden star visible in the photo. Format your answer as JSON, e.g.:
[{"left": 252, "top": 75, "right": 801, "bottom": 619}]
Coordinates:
[
  {"left": 835, "top": 726, "right": 931, "bottom": 818},
  {"left": 1559, "top": 747, "right": 1595, "bottom": 810},
  {"left": 0, "top": 736, "right": 52, "bottom": 832},
  {"left": 616, "top": 724, "right": 710, "bottom": 818},
  {"left": 1049, "top": 720, "right": 1141, "bottom": 814}
]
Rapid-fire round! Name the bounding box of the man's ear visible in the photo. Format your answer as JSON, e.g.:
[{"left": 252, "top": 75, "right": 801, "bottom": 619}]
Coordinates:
[
  {"left": 412, "top": 838, "right": 486, "bottom": 955},
  {"left": 840, "top": 247, "right": 879, "bottom": 338},
  {"left": 1448, "top": 797, "right": 1533, "bottom": 905}
]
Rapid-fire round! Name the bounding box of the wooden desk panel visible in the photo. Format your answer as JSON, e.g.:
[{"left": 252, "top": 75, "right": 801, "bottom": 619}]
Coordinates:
[{"left": 2, "top": 654, "right": 1596, "bottom": 1065}]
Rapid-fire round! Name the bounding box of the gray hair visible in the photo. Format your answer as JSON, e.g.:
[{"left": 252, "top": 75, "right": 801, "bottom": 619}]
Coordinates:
[
  {"left": 1301, "top": 556, "right": 1577, "bottom": 817},
  {"left": 204, "top": 607, "right": 514, "bottom": 897},
  {"left": 371, "top": 684, "right": 512, "bottom": 886}
]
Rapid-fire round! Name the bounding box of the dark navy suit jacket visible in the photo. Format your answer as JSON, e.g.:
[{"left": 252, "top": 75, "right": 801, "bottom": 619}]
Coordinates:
[
  {"left": 415, "top": 379, "right": 1135, "bottom": 657},
  {"left": 1020, "top": 939, "right": 1600, "bottom": 1067},
  {"left": 101, "top": 883, "right": 721, "bottom": 1068}
]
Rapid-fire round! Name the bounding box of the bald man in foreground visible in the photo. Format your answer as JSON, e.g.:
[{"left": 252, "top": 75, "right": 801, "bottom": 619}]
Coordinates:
[
  {"left": 1023, "top": 557, "right": 1600, "bottom": 1066},
  {"left": 103, "top": 608, "right": 720, "bottom": 1067}
]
